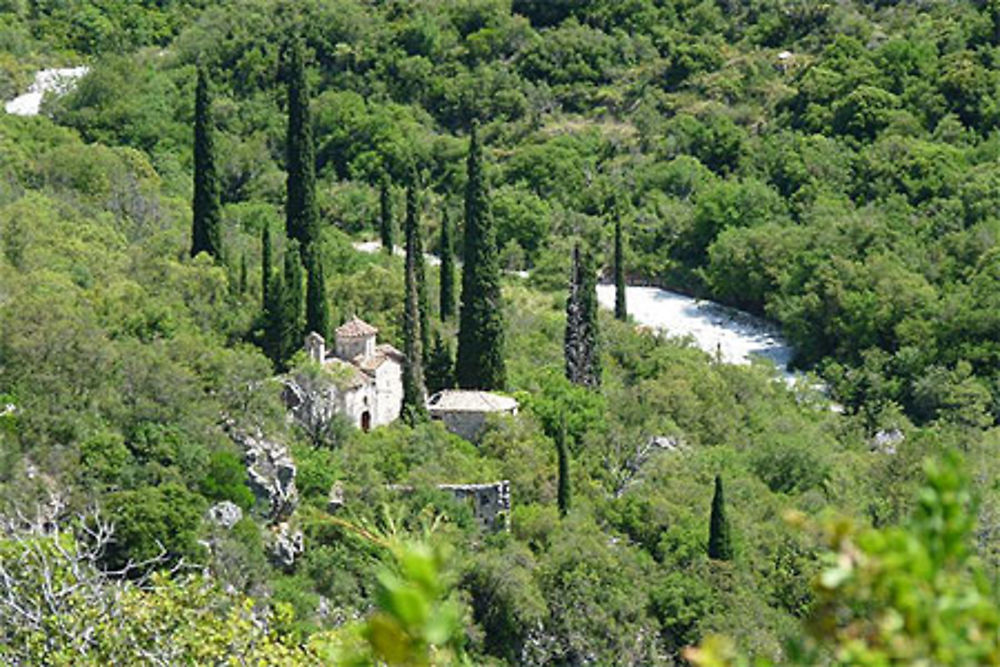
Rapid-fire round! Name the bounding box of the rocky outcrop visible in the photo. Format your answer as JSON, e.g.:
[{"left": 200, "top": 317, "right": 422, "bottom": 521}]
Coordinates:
[
  {"left": 222, "top": 420, "right": 298, "bottom": 522},
  {"left": 205, "top": 501, "right": 243, "bottom": 530},
  {"left": 268, "top": 522, "right": 304, "bottom": 571}
]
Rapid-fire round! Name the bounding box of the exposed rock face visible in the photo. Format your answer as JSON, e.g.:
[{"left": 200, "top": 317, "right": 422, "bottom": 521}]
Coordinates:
[
  {"left": 222, "top": 420, "right": 298, "bottom": 522},
  {"left": 872, "top": 428, "right": 904, "bottom": 454},
  {"left": 206, "top": 501, "right": 243, "bottom": 530},
  {"left": 268, "top": 522, "right": 304, "bottom": 571}
]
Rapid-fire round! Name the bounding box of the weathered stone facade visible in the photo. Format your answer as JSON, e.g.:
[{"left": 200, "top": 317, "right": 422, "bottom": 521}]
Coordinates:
[
  {"left": 427, "top": 390, "right": 519, "bottom": 441},
  {"left": 289, "top": 318, "right": 404, "bottom": 432}
]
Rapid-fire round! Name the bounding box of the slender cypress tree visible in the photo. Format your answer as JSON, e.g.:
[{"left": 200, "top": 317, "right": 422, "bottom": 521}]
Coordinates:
[
  {"left": 276, "top": 240, "right": 305, "bottom": 370},
  {"left": 556, "top": 413, "right": 571, "bottom": 517},
  {"left": 708, "top": 474, "right": 733, "bottom": 561},
  {"left": 191, "top": 66, "right": 222, "bottom": 260},
  {"left": 614, "top": 215, "right": 627, "bottom": 321},
  {"left": 263, "top": 271, "right": 284, "bottom": 368},
  {"left": 426, "top": 332, "right": 455, "bottom": 394},
  {"left": 401, "top": 195, "right": 428, "bottom": 425},
  {"left": 379, "top": 171, "right": 395, "bottom": 254},
  {"left": 456, "top": 123, "right": 506, "bottom": 390},
  {"left": 579, "top": 247, "right": 601, "bottom": 387},
  {"left": 404, "top": 174, "right": 431, "bottom": 366},
  {"left": 239, "top": 253, "right": 248, "bottom": 295},
  {"left": 261, "top": 223, "right": 272, "bottom": 307},
  {"left": 439, "top": 208, "right": 455, "bottom": 321},
  {"left": 285, "top": 37, "right": 319, "bottom": 252},
  {"left": 565, "top": 246, "right": 601, "bottom": 388},
  {"left": 305, "top": 247, "right": 330, "bottom": 339},
  {"left": 565, "top": 245, "right": 583, "bottom": 383}
]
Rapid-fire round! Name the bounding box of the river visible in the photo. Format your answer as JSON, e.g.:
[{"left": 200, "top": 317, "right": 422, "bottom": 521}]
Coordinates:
[{"left": 4, "top": 67, "right": 88, "bottom": 116}]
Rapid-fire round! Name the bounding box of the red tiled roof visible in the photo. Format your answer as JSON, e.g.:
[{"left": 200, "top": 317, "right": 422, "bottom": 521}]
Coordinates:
[{"left": 336, "top": 316, "right": 378, "bottom": 338}]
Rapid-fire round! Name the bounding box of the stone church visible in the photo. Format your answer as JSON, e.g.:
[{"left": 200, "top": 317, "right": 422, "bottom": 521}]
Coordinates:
[{"left": 301, "top": 317, "right": 404, "bottom": 431}]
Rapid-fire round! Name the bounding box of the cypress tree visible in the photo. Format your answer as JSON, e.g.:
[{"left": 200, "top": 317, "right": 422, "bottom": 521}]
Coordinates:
[
  {"left": 261, "top": 223, "right": 272, "bottom": 307},
  {"left": 565, "top": 245, "right": 583, "bottom": 383},
  {"left": 556, "top": 413, "right": 571, "bottom": 517},
  {"left": 239, "top": 253, "right": 248, "bottom": 295},
  {"left": 401, "top": 194, "right": 428, "bottom": 425},
  {"left": 439, "top": 208, "right": 455, "bottom": 321},
  {"left": 404, "top": 174, "right": 431, "bottom": 366},
  {"left": 426, "top": 332, "right": 455, "bottom": 394},
  {"left": 579, "top": 247, "right": 601, "bottom": 387},
  {"left": 191, "top": 66, "right": 222, "bottom": 260},
  {"left": 565, "top": 246, "right": 601, "bottom": 388},
  {"left": 285, "top": 37, "right": 319, "bottom": 252},
  {"left": 614, "top": 215, "right": 627, "bottom": 321},
  {"left": 276, "top": 240, "right": 304, "bottom": 370},
  {"left": 456, "top": 123, "right": 506, "bottom": 390},
  {"left": 262, "top": 271, "right": 284, "bottom": 368},
  {"left": 708, "top": 474, "right": 733, "bottom": 561},
  {"left": 379, "top": 171, "right": 395, "bottom": 254},
  {"left": 305, "top": 247, "right": 330, "bottom": 339}
]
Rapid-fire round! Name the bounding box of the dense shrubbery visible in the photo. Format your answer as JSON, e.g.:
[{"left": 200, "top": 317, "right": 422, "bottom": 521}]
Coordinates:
[{"left": 3, "top": 0, "right": 1000, "bottom": 663}]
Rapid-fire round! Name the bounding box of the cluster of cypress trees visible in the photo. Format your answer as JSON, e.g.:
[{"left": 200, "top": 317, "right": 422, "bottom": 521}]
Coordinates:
[
  {"left": 263, "top": 37, "right": 327, "bottom": 368},
  {"left": 565, "top": 245, "right": 601, "bottom": 388}
]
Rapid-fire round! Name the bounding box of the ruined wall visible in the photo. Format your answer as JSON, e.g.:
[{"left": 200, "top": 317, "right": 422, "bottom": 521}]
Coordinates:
[{"left": 438, "top": 481, "right": 511, "bottom": 532}]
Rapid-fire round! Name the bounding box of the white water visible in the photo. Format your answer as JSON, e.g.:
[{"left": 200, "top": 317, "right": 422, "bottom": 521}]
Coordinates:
[
  {"left": 4, "top": 66, "right": 89, "bottom": 116},
  {"left": 597, "top": 284, "right": 804, "bottom": 385}
]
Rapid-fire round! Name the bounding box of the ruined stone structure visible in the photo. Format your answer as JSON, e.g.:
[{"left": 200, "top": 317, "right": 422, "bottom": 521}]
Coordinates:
[
  {"left": 386, "top": 480, "right": 511, "bottom": 532},
  {"left": 427, "top": 389, "right": 519, "bottom": 441},
  {"left": 294, "top": 317, "right": 404, "bottom": 431},
  {"left": 439, "top": 481, "right": 511, "bottom": 531}
]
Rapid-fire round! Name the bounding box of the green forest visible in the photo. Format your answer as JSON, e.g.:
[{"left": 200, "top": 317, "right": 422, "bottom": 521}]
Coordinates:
[{"left": 2, "top": 0, "right": 1000, "bottom": 664}]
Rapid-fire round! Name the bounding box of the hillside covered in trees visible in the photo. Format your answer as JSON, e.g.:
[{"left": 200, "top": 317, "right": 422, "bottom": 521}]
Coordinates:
[{"left": 3, "top": 0, "right": 1000, "bottom": 664}]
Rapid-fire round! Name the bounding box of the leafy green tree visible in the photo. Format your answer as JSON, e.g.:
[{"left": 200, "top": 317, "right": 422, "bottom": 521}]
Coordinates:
[
  {"left": 708, "top": 475, "right": 732, "bottom": 561},
  {"left": 190, "top": 66, "right": 222, "bottom": 261},
  {"left": 556, "top": 413, "right": 571, "bottom": 517},
  {"left": 285, "top": 37, "right": 319, "bottom": 251},
  {"left": 457, "top": 123, "right": 506, "bottom": 390},
  {"left": 402, "top": 185, "right": 427, "bottom": 425},
  {"left": 305, "top": 247, "right": 329, "bottom": 339},
  {"left": 425, "top": 332, "right": 455, "bottom": 394},
  {"left": 614, "top": 214, "right": 627, "bottom": 321},
  {"left": 380, "top": 171, "right": 395, "bottom": 254},
  {"left": 102, "top": 483, "right": 206, "bottom": 573},
  {"left": 439, "top": 208, "right": 455, "bottom": 321}
]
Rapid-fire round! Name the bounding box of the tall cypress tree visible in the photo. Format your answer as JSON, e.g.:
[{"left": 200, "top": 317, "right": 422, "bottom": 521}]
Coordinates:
[
  {"left": 405, "top": 175, "right": 431, "bottom": 368},
  {"left": 285, "top": 38, "right": 319, "bottom": 252},
  {"left": 305, "top": 247, "right": 330, "bottom": 339},
  {"left": 565, "top": 246, "right": 601, "bottom": 388},
  {"left": 263, "top": 270, "right": 284, "bottom": 368},
  {"left": 239, "top": 253, "right": 248, "bottom": 295},
  {"left": 708, "top": 474, "right": 733, "bottom": 561},
  {"left": 556, "top": 413, "right": 571, "bottom": 517},
  {"left": 579, "top": 247, "right": 601, "bottom": 387},
  {"left": 565, "top": 245, "right": 583, "bottom": 383},
  {"left": 191, "top": 66, "right": 222, "bottom": 260},
  {"left": 276, "top": 240, "right": 305, "bottom": 370},
  {"left": 261, "top": 223, "right": 272, "bottom": 307},
  {"left": 439, "top": 208, "right": 455, "bottom": 321},
  {"left": 456, "top": 123, "right": 506, "bottom": 390},
  {"left": 379, "top": 171, "right": 395, "bottom": 254},
  {"left": 614, "top": 215, "right": 627, "bottom": 321},
  {"left": 402, "top": 193, "right": 428, "bottom": 425}
]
